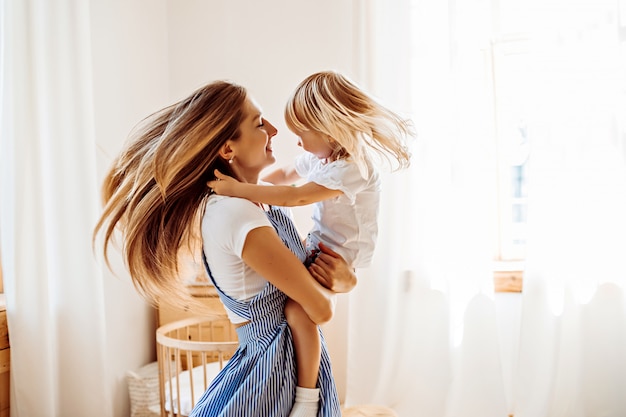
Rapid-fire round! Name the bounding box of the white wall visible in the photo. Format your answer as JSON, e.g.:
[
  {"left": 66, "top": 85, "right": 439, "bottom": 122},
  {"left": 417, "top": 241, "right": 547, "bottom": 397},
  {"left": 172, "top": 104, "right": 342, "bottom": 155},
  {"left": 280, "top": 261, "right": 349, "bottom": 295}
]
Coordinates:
[{"left": 90, "top": 1, "right": 169, "bottom": 416}]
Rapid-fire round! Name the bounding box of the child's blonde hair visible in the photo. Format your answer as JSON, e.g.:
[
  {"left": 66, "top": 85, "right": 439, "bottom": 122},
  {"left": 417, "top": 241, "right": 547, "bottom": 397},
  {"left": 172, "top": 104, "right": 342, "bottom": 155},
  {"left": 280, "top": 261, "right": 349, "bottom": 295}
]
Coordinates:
[{"left": 285, "top": 70, "right": 413, "bottom": 176}]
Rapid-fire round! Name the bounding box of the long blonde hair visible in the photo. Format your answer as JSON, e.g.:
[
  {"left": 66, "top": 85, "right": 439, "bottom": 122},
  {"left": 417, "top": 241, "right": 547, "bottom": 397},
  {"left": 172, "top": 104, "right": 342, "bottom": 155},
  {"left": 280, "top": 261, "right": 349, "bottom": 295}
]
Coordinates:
[
  {"left": 284, "top": 70, "right": 413, "bottom": 176},
  {"left": 94, "top": 80, "right": 248, "bottom": 305}
]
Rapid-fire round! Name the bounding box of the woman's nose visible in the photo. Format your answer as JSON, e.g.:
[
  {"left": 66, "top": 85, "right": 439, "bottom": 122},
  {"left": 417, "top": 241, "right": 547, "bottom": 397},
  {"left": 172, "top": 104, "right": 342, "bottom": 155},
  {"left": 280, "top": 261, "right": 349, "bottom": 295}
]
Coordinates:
[{"left": 263, "top": 118, "right": 278, "bottom": 137}]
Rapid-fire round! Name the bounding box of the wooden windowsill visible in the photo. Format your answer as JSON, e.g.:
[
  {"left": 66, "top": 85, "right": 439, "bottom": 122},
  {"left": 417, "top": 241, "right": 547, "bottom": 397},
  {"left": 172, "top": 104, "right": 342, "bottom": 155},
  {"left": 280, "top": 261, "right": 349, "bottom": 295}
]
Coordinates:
[{"left": 494, "top": 270, "right": 523, "bottom": 293}]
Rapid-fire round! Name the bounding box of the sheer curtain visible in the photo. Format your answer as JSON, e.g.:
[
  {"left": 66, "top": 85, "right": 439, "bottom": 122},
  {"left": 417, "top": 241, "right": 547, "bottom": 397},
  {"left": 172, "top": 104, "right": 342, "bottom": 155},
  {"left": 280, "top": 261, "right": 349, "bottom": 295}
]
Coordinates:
[
  {"left": 515, "top": 1, "right": 626, "bottom": 416},
  {"left": 347, "top": 1, "right": 507, "bottom": 416},
  {"left": 0, "top": 1, "right": 111, "bottom": 416},
  {"left": 348, "top": 0, "right": 626, "bottom": 416}
]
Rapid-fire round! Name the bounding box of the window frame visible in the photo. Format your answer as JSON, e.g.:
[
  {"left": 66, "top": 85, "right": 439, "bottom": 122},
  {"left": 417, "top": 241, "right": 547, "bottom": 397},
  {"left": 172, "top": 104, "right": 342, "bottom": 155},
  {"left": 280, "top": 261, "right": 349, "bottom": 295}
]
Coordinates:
[{"left": 489, "top": 34, "right": 531, "bottom": 293}]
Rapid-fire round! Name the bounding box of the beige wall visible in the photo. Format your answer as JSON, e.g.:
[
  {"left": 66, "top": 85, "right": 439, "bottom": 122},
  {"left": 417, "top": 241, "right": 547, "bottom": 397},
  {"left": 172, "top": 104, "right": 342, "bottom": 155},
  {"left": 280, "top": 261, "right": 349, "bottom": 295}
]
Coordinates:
[{"left": 90, "top": 2, "right": 169, "bottom": 416}]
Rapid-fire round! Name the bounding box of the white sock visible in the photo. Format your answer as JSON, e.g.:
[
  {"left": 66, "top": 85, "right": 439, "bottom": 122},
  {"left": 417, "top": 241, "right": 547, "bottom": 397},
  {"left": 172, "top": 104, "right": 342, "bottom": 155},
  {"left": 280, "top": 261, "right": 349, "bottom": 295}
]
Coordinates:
[{"left": 289, "top": 386, "right": 320, "bottom": 417}]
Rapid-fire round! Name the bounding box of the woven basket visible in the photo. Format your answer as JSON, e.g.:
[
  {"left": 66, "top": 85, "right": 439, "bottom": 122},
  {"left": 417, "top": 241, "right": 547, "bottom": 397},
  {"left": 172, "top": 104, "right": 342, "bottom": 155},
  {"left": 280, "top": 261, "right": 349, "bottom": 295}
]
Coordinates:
[{"left": 127, "top": 361, "right": 160, "bottom": 417}]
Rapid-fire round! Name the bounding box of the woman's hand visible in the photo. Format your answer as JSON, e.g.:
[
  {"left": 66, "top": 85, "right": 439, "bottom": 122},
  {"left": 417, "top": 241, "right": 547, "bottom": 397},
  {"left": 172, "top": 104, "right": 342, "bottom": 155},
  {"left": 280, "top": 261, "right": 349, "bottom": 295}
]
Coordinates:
[
  {"left": 308, "top": 242, "right": 357, "bottom": 293},
  {"left": 207, "top": 169, "right": 240, "bottom": 196}
]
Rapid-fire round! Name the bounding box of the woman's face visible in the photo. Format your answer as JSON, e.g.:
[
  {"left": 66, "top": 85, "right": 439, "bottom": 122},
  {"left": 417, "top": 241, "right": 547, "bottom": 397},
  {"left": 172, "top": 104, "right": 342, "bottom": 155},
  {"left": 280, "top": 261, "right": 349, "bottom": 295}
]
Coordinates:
[
  {"left": 294, "top": 129, "right": 334, "bottom": 160},
  {"left": 230, "top": 97, "right": 278, "bottom": 183}
]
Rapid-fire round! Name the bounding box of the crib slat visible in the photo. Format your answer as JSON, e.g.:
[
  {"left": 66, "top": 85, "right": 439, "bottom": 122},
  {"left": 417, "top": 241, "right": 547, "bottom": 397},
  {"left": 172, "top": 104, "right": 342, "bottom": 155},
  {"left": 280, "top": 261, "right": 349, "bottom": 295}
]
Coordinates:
[
  {"left": 175, "top": 347, "right": 182, "bottom": 417},
  {"left": 156, "top": 316, "right": 238, "bottom": 417}
]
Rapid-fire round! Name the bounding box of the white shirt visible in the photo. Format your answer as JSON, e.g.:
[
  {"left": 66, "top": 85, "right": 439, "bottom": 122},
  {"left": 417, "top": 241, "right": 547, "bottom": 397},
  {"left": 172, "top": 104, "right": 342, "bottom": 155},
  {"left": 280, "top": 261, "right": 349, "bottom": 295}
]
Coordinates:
[
  {"left": 295, "top": 153, "right": 381, "bottom": 268},
  {"left": 201, "top": 195, "right": 272, "bottom": 323}
]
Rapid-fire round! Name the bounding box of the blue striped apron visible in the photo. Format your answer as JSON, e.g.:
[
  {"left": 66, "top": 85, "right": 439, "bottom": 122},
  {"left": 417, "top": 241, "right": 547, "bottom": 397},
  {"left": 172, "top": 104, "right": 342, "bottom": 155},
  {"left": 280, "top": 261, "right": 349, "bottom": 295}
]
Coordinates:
[{"left": 189, "top": 206, "right": 340, "bottom": 417}]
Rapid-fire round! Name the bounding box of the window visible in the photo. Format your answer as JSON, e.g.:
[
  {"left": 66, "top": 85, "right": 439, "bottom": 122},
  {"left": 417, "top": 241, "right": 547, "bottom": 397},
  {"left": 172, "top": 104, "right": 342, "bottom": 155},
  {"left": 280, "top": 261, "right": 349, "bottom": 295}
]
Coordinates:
[
  {"left": 490, "top": 36, "right": 530, "bottom": 291},
  {"left": 491, "top": 35, "right": 530, "bottom": 263}
]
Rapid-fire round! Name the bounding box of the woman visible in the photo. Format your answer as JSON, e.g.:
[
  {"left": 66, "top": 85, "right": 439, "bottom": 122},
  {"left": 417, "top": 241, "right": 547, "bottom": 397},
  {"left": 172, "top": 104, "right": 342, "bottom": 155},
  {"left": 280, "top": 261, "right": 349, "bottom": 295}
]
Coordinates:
[{"left": 94, "top": 80, "right": 355, "bottom": 416}]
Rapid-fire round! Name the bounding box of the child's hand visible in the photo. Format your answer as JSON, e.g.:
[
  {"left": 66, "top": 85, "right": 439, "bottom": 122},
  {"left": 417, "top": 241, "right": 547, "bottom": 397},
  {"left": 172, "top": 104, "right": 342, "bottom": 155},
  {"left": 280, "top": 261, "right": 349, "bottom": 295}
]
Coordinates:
[
  {"left": 308, "top": 242, "right": 357, "bottom": 293},
  {"left": 207, "top": 169, "right": 240, "bottom": 196}
]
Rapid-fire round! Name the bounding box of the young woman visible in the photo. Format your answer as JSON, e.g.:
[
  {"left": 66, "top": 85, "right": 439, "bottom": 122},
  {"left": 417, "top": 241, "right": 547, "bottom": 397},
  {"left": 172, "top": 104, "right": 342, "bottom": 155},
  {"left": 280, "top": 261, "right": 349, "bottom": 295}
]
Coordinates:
[
  {"left": 94, "top": 80, "right": 356, "bottom": 417},
  {"left": 207, "top": 70, "right": 413, "bottom": 416}
]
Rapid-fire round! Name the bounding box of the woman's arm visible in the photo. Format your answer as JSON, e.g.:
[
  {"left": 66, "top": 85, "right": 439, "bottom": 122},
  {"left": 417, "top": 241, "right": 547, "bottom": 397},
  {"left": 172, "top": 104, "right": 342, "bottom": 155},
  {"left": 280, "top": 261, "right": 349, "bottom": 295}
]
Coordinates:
[
  {"left": 241, "top": 226, "right": 338, "bottom": 324},
  {"left": 208, "top": 169, "right": 343, "bottom": 207}
]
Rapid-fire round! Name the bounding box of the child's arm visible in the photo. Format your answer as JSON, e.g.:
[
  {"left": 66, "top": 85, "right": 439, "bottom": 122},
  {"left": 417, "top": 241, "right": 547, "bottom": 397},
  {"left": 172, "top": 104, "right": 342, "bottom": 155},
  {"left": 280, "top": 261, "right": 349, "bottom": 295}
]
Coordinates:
[
  {"left": 261, "top": 165, "right": 301, "bottom": 185},
  {"left": 208, "top": 169, "right": 343, "bottom": 207}
]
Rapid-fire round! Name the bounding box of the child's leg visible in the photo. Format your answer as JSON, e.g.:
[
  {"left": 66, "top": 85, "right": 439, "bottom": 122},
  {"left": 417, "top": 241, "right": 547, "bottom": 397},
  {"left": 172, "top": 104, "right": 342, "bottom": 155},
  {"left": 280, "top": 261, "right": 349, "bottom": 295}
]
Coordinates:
[
  {"left": 285, "top": 298, "right": 321, "bottom": 388},
  {"left": 285, "top": 298, "right": 321, "bottom": 417}
]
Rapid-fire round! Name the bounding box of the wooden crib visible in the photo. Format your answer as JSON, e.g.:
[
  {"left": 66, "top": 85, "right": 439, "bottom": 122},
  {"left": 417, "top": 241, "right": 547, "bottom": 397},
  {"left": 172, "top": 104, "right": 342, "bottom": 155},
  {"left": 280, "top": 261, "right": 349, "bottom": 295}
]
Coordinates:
[{"left": 155, "top": 316, "right": 239, "bottom": 417}]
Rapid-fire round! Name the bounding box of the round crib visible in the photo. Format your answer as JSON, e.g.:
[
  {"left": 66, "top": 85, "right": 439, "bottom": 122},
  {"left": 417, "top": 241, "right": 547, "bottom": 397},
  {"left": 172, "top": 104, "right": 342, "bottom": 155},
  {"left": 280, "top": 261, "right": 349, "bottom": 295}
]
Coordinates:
[{"left": 155, "top": 316, "right": 239, "bottom": 417}]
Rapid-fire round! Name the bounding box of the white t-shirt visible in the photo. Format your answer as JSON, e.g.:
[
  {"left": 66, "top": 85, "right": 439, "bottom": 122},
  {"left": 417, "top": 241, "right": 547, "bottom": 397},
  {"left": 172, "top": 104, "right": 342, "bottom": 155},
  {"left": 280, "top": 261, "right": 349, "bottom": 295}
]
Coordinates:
[
  {"left": 294, "top": 152, "right": 381, "bottom": 268},
  {"left": 201, "top": 195, "right": 273, "bottom": 323}
]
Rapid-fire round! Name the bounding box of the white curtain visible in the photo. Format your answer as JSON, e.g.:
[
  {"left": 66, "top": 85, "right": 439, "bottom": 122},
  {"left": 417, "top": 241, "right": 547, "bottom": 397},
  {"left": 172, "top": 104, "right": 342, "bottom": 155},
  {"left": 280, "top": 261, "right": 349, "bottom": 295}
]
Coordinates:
[
  {"left": 0, "top": 1, "right": 112, "bottom": 416},
  {"left": 347, "top": 1, "right": 626, "bottom": 416},
  {"left": 515, "top": 1, "right": 626, "bottom": 416},
  {"left": 348, "top": 0, "right": 506, "bottom": 416}
]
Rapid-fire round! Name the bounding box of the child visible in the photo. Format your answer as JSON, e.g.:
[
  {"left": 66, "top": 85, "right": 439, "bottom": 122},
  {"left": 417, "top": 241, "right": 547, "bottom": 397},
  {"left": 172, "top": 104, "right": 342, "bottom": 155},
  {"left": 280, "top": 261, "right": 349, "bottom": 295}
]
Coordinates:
[{"left": 208, "top": 71, "right": 412, "bottom": 417}]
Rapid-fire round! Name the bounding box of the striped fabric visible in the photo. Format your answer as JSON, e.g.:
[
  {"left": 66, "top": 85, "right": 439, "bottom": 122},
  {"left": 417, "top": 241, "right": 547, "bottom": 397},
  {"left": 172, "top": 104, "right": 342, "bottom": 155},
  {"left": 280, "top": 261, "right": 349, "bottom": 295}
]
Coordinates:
[{"left": 190, "top": 206, "right": 340, "bottom": 417}]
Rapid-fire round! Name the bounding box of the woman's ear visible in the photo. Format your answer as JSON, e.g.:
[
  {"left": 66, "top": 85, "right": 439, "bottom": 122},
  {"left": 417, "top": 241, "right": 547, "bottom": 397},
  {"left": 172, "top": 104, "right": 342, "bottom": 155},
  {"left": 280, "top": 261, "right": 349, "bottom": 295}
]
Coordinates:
[{"left": 218, "top": 142, "right": 234, "bottom": 162}]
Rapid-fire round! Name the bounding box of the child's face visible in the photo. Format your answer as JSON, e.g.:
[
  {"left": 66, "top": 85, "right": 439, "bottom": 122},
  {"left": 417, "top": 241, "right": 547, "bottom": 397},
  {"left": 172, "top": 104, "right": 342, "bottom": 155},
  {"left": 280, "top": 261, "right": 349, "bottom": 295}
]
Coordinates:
[{"left": 294, "top": 129, "right": 334, "bottom": 160}]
